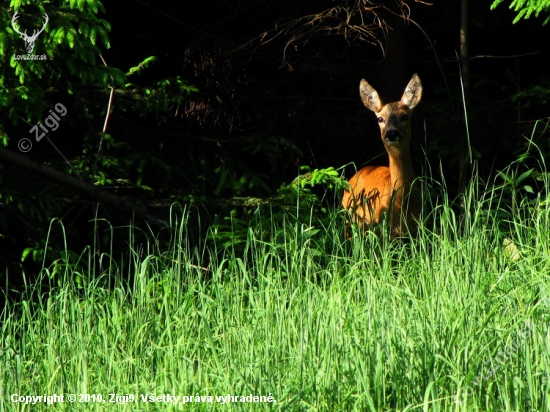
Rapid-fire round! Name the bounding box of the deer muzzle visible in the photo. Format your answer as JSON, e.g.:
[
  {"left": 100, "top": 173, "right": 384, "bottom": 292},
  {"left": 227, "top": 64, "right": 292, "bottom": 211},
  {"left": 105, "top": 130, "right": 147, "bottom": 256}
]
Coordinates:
[{"left": 385, "top": 129, "right": 402, "bottom": 143}]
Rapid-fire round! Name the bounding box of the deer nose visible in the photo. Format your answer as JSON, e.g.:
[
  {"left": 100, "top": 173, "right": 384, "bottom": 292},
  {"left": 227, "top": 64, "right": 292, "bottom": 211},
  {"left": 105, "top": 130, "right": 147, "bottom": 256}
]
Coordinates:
[{"left": 385, "top": 129, "right": 401, "bottom": 142}]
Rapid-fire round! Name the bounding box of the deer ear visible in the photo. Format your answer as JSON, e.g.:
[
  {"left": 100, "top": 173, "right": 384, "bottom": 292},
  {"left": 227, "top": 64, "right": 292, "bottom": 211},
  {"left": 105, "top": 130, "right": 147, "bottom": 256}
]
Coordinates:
[
  {"left": 360, "top": 79, "right": 383, "bottom": 113},
  {"left": 401, "top": 74, "right": 422, "bottom": 109}
]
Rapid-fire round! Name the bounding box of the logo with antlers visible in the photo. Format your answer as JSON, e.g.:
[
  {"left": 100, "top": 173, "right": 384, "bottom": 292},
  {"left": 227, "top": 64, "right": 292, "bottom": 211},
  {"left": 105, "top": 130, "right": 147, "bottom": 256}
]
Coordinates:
[{"left": 11, "top": 12, "right": 49, "bottom": 54}]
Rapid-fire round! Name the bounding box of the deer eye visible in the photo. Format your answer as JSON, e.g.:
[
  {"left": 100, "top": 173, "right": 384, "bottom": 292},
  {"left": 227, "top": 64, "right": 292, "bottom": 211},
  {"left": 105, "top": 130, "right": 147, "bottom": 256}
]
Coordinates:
[
  {"left": 400, "top": 114, "right": 409, "bottom": 122},
  {"left": 377, "top": 117, "right": 384, "bottom": 123}
]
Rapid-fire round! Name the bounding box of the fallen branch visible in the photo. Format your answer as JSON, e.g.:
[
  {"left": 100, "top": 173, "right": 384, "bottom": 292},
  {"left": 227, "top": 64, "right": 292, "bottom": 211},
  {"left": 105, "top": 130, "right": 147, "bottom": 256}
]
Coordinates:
[{"left": 0, "top": 146, "right": 169, "bottom": 229}]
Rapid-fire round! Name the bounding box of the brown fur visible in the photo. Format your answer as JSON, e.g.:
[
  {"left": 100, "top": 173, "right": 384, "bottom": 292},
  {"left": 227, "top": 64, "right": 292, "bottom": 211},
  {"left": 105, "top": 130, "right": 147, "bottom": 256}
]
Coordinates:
[{"left": 342, "top": 74, "right": 422, "bottom": 238}]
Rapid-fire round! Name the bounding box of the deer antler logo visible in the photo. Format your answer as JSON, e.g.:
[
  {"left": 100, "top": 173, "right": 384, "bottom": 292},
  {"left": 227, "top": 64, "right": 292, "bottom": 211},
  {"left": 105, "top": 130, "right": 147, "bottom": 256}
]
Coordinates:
[{"left": 11, "top": 12, "right": 49, "bottom": 54}]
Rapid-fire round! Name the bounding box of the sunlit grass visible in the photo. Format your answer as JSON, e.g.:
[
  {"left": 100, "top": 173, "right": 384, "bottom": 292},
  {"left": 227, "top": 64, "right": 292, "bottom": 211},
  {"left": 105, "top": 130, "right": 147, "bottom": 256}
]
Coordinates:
[{"left": 1, "top": 171, "right": 550, "bottom": 411}]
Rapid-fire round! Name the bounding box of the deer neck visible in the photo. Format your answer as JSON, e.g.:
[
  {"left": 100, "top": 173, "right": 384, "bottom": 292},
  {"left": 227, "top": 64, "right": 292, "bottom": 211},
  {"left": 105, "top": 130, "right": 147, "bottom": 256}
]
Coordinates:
[{"left": 387, "top": 148, "right": 416, "bottom": 192}]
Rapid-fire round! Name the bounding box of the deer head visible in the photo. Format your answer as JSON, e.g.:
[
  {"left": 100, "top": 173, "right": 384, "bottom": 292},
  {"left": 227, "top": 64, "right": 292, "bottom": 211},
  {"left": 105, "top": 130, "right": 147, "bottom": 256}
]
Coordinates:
[
  {"left": 12, "top": 12, "right": 49, "bottom": 54},
  {"left": 359, "top": 74, "right": 422, "bottom": 156}
]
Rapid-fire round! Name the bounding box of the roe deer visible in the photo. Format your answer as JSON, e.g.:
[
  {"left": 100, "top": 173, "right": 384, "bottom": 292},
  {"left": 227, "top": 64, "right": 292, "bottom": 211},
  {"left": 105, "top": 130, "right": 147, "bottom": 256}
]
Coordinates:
[{"left": 342, "top": 74, "right": 422, "bottom": 238}]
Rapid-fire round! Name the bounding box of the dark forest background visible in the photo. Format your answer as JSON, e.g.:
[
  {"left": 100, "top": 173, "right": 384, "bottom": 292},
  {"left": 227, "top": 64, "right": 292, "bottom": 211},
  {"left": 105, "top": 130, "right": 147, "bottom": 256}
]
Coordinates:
[{"left": 1, "top": 0, "right": 549, "bottom": 285}]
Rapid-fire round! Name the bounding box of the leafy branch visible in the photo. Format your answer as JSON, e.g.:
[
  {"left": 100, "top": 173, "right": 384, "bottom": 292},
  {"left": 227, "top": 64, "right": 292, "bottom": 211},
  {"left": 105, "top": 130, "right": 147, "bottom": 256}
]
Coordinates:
[{"left": 491, "top": 0, "right": 550, "bottom": 25}]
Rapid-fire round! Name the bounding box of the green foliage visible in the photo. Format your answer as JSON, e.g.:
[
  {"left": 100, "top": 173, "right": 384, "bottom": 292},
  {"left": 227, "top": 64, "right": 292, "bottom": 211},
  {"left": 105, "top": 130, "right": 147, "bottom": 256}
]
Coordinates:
[
  {"left": 510, "top": 78, "right": 550, "bottom": 106},
  {"left": 0, "top": 1, "right": 206, "bottom": 273},
  {"left": 0, "top": 1, "right": 124, "bottom": 271},
  {"left": 208, "top": 166, "right": 348, "bottom": 254},
  {"left": 128, "top": 75, "right": 199, "bottom": 123},
  {"left": 293, "top": 165, "right": 349, "bottom": 191},
  {"left": 494, "top": 167, "right": 536, "bottom": 216},
  {"left": 204, "top": 135, "right": 301, "bottom": 198},
  {"left": 213, "top": 164, "right": 270, "bottom": 197},
  {"left": 0, "top": 2, "right": 125, "bottom": 126},
  {"left": 491, "top": 0, "right": 550, "bottom": 25},
  {"left": 126, "top": 56, "right": 158, "bottom": 76},
  {"left": 49, "top": 249, "right": 90, "bottom": 287},
  {"left": 479, "top": 135, "right": 550, "bottom": 239}
]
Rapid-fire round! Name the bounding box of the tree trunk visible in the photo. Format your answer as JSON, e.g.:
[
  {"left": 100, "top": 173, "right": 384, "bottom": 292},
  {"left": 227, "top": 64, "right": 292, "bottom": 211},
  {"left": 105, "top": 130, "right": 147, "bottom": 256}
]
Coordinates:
[{"left": 459, "top": 0, "right": 471, "bottom": 198}]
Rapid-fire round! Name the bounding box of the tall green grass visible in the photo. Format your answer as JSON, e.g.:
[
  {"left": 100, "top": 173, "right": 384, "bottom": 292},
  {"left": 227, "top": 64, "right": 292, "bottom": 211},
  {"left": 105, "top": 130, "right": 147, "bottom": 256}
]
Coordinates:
[{"left": 1, "top": 169, "right": 550, "bottom": 411}]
